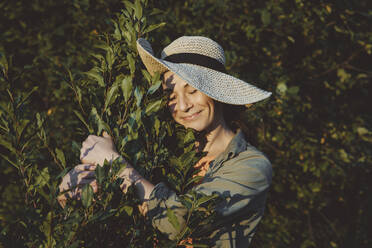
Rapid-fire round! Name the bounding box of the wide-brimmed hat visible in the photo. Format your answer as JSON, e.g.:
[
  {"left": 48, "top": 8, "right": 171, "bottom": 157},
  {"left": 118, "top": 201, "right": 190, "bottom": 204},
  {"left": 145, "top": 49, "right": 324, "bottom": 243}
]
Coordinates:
[{"left": 136, "top": 36, "right": 271, "bottom": 105}]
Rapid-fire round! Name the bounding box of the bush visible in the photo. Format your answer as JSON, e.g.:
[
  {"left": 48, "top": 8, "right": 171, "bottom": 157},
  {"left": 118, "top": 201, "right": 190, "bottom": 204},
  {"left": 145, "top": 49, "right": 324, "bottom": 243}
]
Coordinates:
[{"left": 1, "top": 0, "right": 372, "bottom": 247}]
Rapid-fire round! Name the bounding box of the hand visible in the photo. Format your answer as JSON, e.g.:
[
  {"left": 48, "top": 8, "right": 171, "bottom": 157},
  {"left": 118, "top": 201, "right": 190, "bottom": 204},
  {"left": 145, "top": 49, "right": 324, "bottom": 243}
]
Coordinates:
[
  {"left": 57, "top": 164, "right": 98, "bottom": 208},
  {"left": 80, "top": 132, "right": 119, "bottom": 166}
]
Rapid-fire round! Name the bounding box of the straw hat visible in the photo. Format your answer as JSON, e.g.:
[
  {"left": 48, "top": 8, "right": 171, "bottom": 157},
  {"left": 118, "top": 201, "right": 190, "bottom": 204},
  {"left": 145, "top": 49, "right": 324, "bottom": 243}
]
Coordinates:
[{"left": 136, "top": 36, "right": 271, "bottom": 105}]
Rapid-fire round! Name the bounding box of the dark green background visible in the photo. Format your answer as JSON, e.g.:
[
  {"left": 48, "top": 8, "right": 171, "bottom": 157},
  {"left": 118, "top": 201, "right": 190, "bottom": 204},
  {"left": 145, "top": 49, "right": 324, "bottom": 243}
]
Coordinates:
[{"left": 1, "top": 0, "right": 371, "bottom": 247}]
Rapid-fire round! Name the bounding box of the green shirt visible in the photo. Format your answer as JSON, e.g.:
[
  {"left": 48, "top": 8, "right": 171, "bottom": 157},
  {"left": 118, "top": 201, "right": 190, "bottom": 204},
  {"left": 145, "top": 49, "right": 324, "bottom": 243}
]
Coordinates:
[{"left": 147, "top": 130, "right": 272, "bottom": 247}]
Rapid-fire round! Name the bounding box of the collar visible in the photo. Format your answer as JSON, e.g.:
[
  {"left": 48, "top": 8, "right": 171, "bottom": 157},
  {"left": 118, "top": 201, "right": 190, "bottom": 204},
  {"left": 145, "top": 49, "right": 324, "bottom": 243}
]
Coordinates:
[{"left": 209, "top": 129, "right": 248, "bottom": 170}]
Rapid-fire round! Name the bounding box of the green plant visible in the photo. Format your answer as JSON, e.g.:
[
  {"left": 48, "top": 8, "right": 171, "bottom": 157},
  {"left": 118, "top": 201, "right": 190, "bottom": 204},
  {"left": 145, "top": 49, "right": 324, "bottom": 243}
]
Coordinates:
[{"left": 0, "top": 1, "right": 219, "bottom": 247}]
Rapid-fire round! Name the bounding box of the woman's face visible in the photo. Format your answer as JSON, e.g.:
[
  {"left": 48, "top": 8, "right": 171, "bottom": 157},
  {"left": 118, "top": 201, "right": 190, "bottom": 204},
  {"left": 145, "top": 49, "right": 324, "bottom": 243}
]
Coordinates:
[{"left": 162, "top": 71, "right": 222, "bottom": 132}]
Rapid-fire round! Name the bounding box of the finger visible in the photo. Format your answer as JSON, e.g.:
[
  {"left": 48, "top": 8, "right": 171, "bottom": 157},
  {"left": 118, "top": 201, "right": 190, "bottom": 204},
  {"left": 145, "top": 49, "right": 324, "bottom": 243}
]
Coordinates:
[
  {"left": 80, "top": 146, "right": 86, "bottom": 161},
  {"left": 82, "top": 140, "right": 87, "bottom": 148},
  {"left": 59, "top": 186, "right": 80, "bottom": 200},
  {"left": 63, "top": 179, "right": 93, "bottom": 199},
  {"left": 57, "top": 194, "right": 67, "bottom": 208},
  {"left": 80, "top": 144, "right": 97, "bottom": 162},
  {"left": 78, "top": 177, "right": 96, "bottom": 186},
  {"left": 89, "top": 180, "right": 98, "bottom": 193},
  {"left": 102, "top": 131, "right": 112, "bottom": 139},
  {"left": 78, "top": 171, "right": 96, "bottom": 180},
  {"left": 59, "top": 170, "right": 95, "bottom": 192},
  {"left": 74, "top": 164, "right": 97, "bottom": 171},
  {"left": 82, "top": 135, "right": 98, "bottom": 147}
]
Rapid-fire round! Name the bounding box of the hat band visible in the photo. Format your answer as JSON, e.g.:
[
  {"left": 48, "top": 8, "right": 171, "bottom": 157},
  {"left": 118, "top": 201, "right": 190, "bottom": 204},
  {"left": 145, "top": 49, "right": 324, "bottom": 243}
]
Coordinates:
[{"left": 163, "top": 53, "right": 226, "bottom": 73}]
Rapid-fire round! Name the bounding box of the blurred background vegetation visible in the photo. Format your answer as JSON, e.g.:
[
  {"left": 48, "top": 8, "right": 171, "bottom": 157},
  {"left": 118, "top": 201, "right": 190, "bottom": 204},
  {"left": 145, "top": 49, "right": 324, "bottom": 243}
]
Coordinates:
[{"left": 1, "top": 0, "right": 371, "bottom": 247}]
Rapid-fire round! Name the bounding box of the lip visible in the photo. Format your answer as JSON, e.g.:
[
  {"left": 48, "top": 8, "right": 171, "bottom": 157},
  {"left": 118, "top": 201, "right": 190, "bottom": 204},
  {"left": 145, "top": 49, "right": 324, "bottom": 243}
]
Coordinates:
[{"left": 182, "top": 111, "right": 202, "bottom": 121}]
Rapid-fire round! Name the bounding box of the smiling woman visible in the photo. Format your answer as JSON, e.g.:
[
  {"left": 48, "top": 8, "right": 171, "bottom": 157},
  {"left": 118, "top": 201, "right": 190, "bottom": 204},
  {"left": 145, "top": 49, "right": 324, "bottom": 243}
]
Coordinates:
[
  {"left": 58, "top": 36, "right": 272, "bottom": 247},
  {"left": 163, "top": 71, "right": 222, "bottom": 133}
]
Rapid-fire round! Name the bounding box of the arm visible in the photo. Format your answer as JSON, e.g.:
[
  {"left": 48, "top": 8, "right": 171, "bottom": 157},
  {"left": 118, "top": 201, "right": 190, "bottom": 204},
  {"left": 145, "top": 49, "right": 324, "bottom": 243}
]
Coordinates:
[
  {"left": 116, "top": 161, "right": 154, "bottom": 201},
  {"left": 77, "top": 133, "right": 272, "bottom": 241},
  {"left": 145, "top": 151, "right": 272, "bottom": 240},
  {"left": 79, "top": 133, "right": 154, "bottom": 202}
]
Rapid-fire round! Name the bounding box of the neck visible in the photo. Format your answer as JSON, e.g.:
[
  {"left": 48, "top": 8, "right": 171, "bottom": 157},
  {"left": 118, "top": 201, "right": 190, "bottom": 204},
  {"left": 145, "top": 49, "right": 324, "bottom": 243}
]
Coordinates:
[{"left": 196, "top": 117, "right": 235, "bottom": 158}]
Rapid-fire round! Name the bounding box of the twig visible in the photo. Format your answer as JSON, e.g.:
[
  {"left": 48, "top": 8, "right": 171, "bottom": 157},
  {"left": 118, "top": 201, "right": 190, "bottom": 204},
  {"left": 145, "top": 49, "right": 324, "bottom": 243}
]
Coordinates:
[{"left": 309, "top": 49, "right": 363, "bottom": 79}]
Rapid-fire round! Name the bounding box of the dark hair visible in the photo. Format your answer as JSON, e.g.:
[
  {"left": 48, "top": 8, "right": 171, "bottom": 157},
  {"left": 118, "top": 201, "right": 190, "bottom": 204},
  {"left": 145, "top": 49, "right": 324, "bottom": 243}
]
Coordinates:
[
  {"left": 217, "top": 102, "right": 258, "bottom": 145},
  {"left": 216, "top": 102, "right": 245, "bottom": 131}
]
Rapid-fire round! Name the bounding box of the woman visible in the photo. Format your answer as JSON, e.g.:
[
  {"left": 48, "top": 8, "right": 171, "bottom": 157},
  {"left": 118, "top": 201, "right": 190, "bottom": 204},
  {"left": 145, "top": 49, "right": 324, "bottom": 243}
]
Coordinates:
[{"left": 58, "top": 36, "right": 272, "bottom": 247}]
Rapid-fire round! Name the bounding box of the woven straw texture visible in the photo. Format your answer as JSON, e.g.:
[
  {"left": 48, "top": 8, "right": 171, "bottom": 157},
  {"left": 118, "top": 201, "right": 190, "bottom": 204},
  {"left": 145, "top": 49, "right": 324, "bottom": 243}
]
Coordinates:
[{"left": 137, "top": 36, "right": 271, "bottom": 105}]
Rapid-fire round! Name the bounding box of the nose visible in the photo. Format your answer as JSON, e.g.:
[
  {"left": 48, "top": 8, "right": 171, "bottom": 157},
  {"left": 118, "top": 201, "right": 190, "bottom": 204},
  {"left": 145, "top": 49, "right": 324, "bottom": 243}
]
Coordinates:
[{"left": 177, "top": 95, "right": 192, "bottom": 112}]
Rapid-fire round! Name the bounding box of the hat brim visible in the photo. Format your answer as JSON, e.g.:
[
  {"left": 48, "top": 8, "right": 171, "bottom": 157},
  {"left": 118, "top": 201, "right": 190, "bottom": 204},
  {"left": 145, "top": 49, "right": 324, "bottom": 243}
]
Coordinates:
[{"left": 137, "top": 38, "right": 271, "bottom": 105}]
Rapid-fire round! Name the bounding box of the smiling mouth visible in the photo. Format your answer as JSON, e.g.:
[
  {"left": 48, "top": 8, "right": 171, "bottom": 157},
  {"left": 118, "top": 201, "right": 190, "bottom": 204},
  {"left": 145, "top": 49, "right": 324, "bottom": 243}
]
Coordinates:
[{"left": 182, "top": 111, "right": 202, "bottom": 121}]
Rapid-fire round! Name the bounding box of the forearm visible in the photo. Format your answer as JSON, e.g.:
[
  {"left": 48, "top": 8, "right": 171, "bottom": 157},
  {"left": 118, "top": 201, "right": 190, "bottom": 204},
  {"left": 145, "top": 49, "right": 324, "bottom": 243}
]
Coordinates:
[{"left": 117, "top": 161, "right": 154, "bottom": 202}]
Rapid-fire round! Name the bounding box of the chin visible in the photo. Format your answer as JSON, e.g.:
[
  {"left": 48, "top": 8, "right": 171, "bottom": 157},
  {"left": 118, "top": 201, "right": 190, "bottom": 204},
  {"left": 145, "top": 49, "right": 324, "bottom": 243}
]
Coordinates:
[{"left": 180, "top": 120, "right": 209, "bottom": 132}]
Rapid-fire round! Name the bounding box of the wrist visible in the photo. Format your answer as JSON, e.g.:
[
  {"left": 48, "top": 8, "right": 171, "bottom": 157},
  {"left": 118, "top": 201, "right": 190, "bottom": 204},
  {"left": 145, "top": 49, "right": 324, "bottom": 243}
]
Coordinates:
[{"left": 116, "top": 159, "right": 141, "bottom": 185}]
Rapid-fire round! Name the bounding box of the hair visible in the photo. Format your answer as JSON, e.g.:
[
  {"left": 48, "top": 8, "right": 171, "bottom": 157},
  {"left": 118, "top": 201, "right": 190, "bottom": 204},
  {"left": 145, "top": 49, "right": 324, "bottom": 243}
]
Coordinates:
[
  {"left": 217, "top": 102, "right": 258, "bottom": 145},
  {"left": 216, "top": 102, "right": 245, "bottom": 131}
]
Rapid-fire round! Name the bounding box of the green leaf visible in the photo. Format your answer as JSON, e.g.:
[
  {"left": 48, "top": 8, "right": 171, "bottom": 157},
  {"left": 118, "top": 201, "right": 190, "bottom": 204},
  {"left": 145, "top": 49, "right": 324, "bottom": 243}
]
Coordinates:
[
  {"left": 81, "top": 184, "right": 94, "bottom": 208},
  {"left": 76, "top": 85, "right": 82, "bottom": 103},
  {"left": 337, "top": 68, "right": 350, "bottom": 83},
  {"left": 104, "top": 84, "right": 119, "bottom": 110},
  {"left": 73, "top": 110, "right": 92, "bottom": 133},
  {"left": 55, "top": 148, "right": 66, "bottom": 168},
  {"left": 29, "top": 167, "right": 50, "bottom": 191},
  {"left": 166, "top": 208, "right": 180, "bottom": 231},
  {"left": 184, "top": 176, "right": 204, "bottom": 189},
  {"left": 42, "top": 212, "right": 52, "bottom": 243},
  {"left": 196, "top": 194, "right": 218, "bottom": 207},
  {"left": 145, "top": 99, "right": 162, "bottom": 115},
  {"left": 105, "top": 47, "right": 115, "bottom": 70},
  {"left": 84, "top": 67, "right": 105, "bottom": 87},
  {"left": 95, "top": 164, "right": 105, "bottom": 185},
  {"left": 121, "top": 205, "right": 133, "bottom": 216},
  {"left": 184, "top": 129, "right": 195, "bottom": 144},
  {"left": 154, "top": 118, "right": 160, "bottom": 136},
  {"left": 123, "top": 0, "right": 135, "bottom": 11},
  {"left": 127, "top": 54, "right": 135, "bottom": 75},
  {"left": 144, "top": 22, "right": 166, "bottom": 33},
  {"left": 180, "top": 151, "right": 195, "bottom": 168},
  {"left": 121, "top": 76, "right": 133, "bottom": 102},
  {"left": 287, "top": 36, "right": 295, "bottom": 43},
  {"left": 339, "top": 149, "right": 351, "bottom": 163},
  {"left": 0, "top": 53, "right": 8, "bottom": 75},
  {"left": 141, "top": 69, "right": 152, "bottom": 83},
  {"left": 276, "top": 82, "right": 287, "bottom": 95},
  {"left": 147, "top": 80, "right": 161, "bottom": 95},
  {"left": 90, "top": 107, "right": 107, "bottom": 135},
  {"left": 0, "top": 138, "right": 16, "bottom": 154},
  {"left": 134, "top": 86, "right": 143, "bottom": 107},
  {"left": 261, "top": 10, "right": 271, "bottom": 26},
  {"left": 134, "top": 0, "right": 143, "bottom": 20},
  {"left": 16, "top": 86, "right": 38, "bottom": 109},
  {"left": 0, "top": 153, "right": 19, "bottom": 169},
  {"left": 287, "top": 86, "right": 299, "bottom": 95}
]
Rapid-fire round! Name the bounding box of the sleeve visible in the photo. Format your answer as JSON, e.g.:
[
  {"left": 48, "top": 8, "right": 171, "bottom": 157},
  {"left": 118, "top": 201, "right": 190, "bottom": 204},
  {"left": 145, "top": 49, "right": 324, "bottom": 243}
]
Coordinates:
[
  {"left": 146, "top": 152, "right": 272, "bottom": 240},
  {"left": 195, "top": 154, "right": 272, "bottom": 217},
  {"left": 146, "top": 182, "right": 188, "bottom": 241}
]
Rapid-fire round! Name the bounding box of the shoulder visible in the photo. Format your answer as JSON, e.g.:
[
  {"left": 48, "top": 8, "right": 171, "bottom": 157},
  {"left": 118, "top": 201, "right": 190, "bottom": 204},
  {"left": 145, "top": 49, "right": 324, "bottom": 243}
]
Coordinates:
[{"left": 222, "top": 144, "right": 272, "bottom": 185}]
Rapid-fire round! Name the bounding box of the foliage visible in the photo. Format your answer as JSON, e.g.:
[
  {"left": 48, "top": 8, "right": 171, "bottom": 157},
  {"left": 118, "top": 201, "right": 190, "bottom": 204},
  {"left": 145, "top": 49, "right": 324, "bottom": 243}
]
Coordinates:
[
  {"left": 0, "top": 0, "right": 214, "bottom": 247},
  {"left": 1, "top": 0, "right": 372, "bottom": 247}
]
